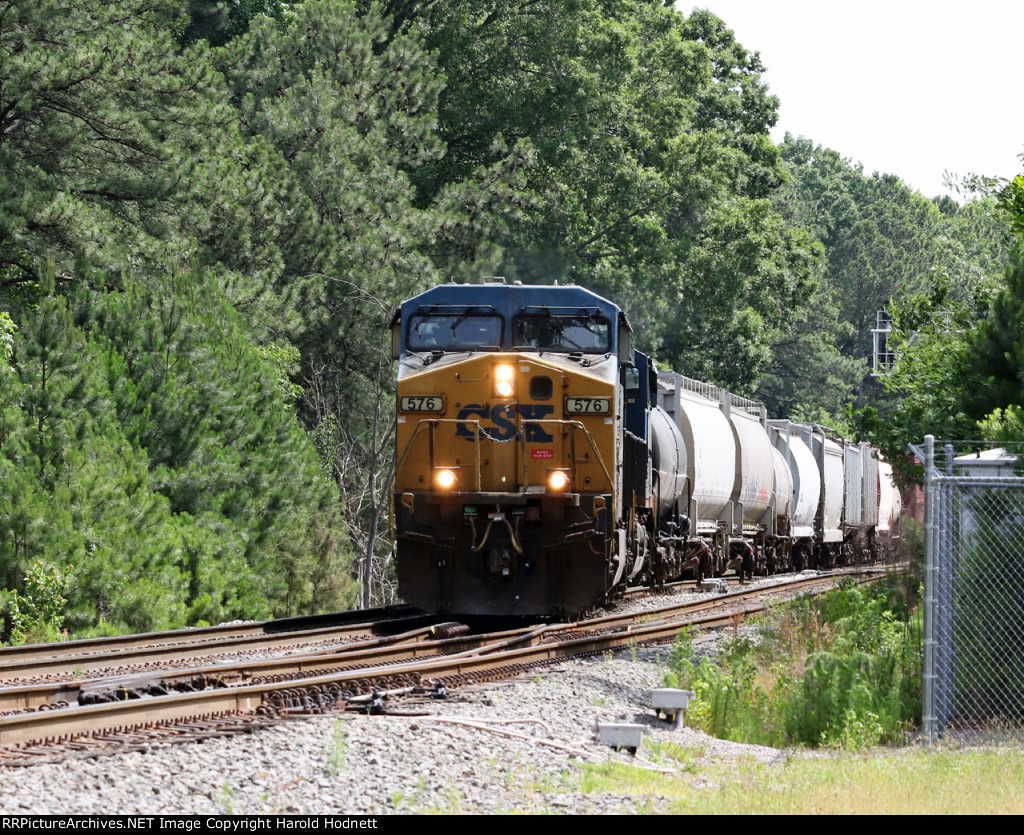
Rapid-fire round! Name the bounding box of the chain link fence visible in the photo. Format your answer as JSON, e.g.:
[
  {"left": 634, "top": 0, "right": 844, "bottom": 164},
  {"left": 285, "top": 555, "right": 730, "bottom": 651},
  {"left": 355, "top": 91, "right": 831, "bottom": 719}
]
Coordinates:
[{"left": 918, "top": 436, "right": 1024, "bottom": 742}]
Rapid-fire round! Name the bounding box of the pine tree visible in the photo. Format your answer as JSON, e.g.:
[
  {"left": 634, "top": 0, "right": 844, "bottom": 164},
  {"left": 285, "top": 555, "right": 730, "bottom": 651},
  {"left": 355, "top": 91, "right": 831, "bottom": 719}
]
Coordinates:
[
  {"left": 0, "top": 0, "right": 229, "bottom": 289},
  {"left": 966, "top": 249, "right": 1024, "bottom": 421}
]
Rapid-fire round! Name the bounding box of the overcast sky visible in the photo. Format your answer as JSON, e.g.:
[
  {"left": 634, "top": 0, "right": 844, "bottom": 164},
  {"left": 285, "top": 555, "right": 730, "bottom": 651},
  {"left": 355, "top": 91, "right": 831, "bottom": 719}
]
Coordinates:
[{"left": 684, "top": 1, "right": 1024, "bottom": 199}]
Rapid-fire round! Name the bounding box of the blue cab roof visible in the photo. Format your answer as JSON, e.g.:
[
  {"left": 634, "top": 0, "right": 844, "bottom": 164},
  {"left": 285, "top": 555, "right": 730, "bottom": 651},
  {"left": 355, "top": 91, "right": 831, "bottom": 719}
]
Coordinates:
[
  {"left": 397, "top": 282, "right": 626, "bottom": 355},
  {"left": 400, "top": 282, "right": 622, "bottom": 322}
]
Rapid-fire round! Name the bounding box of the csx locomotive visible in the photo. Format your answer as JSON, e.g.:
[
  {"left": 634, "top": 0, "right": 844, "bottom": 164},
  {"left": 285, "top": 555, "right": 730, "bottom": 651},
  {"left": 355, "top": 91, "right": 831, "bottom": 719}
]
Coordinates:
[{"left": 391, "top": 280, "right": 901, "bottom": 618}]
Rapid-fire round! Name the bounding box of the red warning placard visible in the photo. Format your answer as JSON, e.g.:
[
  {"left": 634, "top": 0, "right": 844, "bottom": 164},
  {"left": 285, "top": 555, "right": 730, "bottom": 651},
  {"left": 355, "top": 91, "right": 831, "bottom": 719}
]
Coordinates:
[{"left": 531, "top": 448, "right": 554, "bottom": 459}]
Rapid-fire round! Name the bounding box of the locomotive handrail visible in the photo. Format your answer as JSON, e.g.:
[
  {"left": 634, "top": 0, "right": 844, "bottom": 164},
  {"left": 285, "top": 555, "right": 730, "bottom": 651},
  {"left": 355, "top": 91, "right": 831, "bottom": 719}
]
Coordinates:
[
  {"left": 518, "top": 419, "right": 613, "bottom": 490},
  {"left": 395, "top": 418, "right": 483, "bottom": 492}
]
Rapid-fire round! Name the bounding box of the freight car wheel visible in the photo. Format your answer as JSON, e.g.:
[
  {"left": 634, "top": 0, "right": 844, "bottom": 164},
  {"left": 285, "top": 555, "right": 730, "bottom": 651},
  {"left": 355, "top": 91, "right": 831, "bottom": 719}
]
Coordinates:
[{"left": 792, "top": 544, "right": 807, "bottom": 572}]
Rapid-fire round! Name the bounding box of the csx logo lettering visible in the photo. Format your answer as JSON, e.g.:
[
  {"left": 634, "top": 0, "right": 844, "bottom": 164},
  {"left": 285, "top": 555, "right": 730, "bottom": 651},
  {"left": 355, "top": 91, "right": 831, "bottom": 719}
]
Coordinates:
[{"left": 456, "top": 404, "right": 554, "bottom": 442}]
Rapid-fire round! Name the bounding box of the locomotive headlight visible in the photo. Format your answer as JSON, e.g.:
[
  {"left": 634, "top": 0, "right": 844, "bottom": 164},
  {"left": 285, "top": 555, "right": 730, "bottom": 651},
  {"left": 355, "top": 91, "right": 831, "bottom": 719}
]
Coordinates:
[
  {"left": 436, "top": 469, "right": 458, "bottom": 490},
  {"left": 548, "top": 470, "right": 570, "bottom": 491},
  {"left": 494, "top": 364, "right": 515, "bottom": 398}
]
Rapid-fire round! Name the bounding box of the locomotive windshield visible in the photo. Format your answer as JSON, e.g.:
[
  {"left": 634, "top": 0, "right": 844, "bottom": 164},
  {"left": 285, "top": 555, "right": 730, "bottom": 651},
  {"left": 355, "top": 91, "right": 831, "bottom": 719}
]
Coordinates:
[
  {"left": 407, "top": 312, "right": 504, "bottom": 351},
  {"left": 513, "top": 314, "right": 610, "bottom": 354}
]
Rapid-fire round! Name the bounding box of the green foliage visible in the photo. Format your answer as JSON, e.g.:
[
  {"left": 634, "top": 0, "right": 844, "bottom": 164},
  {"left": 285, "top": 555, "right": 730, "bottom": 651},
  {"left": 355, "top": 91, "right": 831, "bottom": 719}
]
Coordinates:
[
  {"left": 773, "top": 136, "right": 1006, "bottom": 428},
  {"left": 0, "top": 267, "right": 357, "bottom": 636},
  {"left": 857, "top": 234, "right": 1024, "bottom": 467},
  {"left": 667, "top": 578, "right": 921, "bottom": 749},
  {"left": 256, "top": 342, "right": 304, "bottom": 408},
  {"left": 966, "top": 249, "right": 1024, "bottom": 422},
  {"left": 688, "top": 644, "right": 785, "bottom": 746},
  {"left": 211, "top": 1, "right": 479, "bottom": 603},
  {"left": 993, "top": 175, "right": 1024, "bottom": 242},
  {"left": 4, "top": 560, "right": 71, "bottom": 645},
  {"left": 663, "top": 626, "right": 784, "bottom": 746},
  {"left": 370, "top": 1, "right": 818, "bottom": 392},
  {"left": 858, "top": 278, "right": 984, "bottom": 464},
  {"left": 640, "top": 740, "right": 699, "bottom": 772},
  {"left": 0, "top": 312, "right": 14, "bottom": 363},
  {"left": 662, "top": 628, "right": 694, "bottom": 690},
  {"left": 979, "top": 405, "right": 1024, "bottom": 445},
  {"left": 325, "top": 718, "right": 347, "bottom": 775},
  {"left": 180, "top": 0, "right": 296, "bottom": 47},
  {"left": 756, "top": 280, "right": 867, "bottom": 425},
  {"left": 0, "top": 0, "right": 230, "bottom": 285}
]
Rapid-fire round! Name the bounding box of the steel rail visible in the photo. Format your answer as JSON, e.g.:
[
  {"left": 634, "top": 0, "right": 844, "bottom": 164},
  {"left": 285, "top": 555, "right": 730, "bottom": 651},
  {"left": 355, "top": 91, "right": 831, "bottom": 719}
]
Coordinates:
[
  {"left": 0, "top": 570, "right": 861, "bottom": 713},
  {"left": 0, "top": 571, "right": 888, "bottom": 750},
  {"left": 0, "top": 569, "right": 886, "bottom": 716},
  {"left": 0, "top": 569, "right": 897, "bottom": 758},
  {"left": 0, "top": 605, "right": 420, "bottom": 667},
  {"left": 0, "top": 614, "right": 435, "bottom": 683},
  {"left": 0, "top": 625, "right": 525, "bottom": 714},
  {"left": 0, "top": 605, "right": 761, "bottom": 748}
]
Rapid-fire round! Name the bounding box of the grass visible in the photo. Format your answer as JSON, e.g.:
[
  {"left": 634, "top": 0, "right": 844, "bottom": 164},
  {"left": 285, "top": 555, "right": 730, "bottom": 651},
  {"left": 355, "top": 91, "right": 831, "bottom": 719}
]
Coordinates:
[
  {"left": 324, "top": 718, "right": 347, "bottom": 775},
  {"left": 391, "top": 736, "right": 1024, "bottom": 813},
  {"left": 641, "top": 740, "right": 700, "bottom": 771},
  {"left": 576, "top": 744, "right": 1024, "bottom": 814},
  {"left": 219, "top": 781, "right": 234, "bottom": 814},
  {"left": 417, "top": 781, "right": 467, "bottom": 815},
  {"left": 566, "top": 572, "right": 1024, "bottom": 813},
  {"left": 663, "top": 575, "right": 922, "bottom": 749}
]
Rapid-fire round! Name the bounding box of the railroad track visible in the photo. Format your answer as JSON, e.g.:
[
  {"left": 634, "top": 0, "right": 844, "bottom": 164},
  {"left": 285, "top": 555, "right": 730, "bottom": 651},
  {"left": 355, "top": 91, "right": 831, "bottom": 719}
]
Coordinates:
[
  {"left": 0, "top": 604, "right": 424, "bottom": 681},
  {"left": 0, "top": 567, "right": 893, "bottom": 766}
]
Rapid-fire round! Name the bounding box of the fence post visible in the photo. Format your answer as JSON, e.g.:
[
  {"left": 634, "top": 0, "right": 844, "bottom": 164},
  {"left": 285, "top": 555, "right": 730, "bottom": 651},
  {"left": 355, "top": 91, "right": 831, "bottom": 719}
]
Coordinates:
[{"left": 923, "top": 434, "right": 936, "bottom": 744}]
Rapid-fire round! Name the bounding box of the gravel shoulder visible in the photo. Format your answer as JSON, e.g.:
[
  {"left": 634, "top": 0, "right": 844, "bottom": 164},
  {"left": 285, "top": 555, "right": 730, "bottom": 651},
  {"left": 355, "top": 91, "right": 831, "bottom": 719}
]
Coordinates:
[
  {"left": 0, "top": 578, "right": 825, "bottom": 815},
  {"left": 0, "top": 641, "right": 788, "bottom": 815}
]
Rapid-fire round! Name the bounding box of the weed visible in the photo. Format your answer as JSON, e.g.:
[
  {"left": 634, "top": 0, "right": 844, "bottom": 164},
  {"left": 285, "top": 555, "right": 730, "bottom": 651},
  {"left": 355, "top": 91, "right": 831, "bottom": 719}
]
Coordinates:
[
  {"left": 220, "top": 781, "right": 234, "bottom": 814},
  {"left": 442, "top": 780, "right": 465, "bottom": 813},
  {"left": 325, "top": 719, "right": 347, "bottom": 775},
  {"left": 590, "top": 693, "right": 606, "bottom": 706},
  {"left": 579, "top": 760, "right": 678, "bottom": 796},
  {"left": 416, "top": 779, "right": 466, "bottom": 814},
  {"left": 669, "top": 577, "right": 921, "bottom": 748},
  {"left": 662, "top": 627, "right": 694, "bottom": 690},
  {"left": 642, "top": 740, "right": 699, "bottom": 771},
  {"left": 5, "top": 561, "right": 72, "bottom": 645}
]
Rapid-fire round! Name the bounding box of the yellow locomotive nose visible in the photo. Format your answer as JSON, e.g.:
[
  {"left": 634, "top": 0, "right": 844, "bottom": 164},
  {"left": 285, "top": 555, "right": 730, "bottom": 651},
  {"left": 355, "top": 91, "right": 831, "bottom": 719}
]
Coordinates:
[{"left": 494, "top": 363, "right": 515, "bottom": 398}]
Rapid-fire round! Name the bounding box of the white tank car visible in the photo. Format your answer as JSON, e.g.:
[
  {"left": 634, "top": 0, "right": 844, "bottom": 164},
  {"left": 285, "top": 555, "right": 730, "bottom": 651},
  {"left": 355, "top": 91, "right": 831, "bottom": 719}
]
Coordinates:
[
  {"left": 770, "top": 444, "right": 793, "bottom": 522},
  {"left": 805, "top": 427, "right": 845, "bottom": 544},
  {"left": 769, "top": 422, "right": 820, "bottom": 539},
  {"left": 657, "top": 373, "right": 735, "bottom": 534},
  {"left": 654, "top": 375, "right": 898, "bottom": 579},
  {"left": 877, "top": 459, "right": 900, "bottom": 534},
  {"left": 648, "top": 404, "right": 687, "bottom": 519},
  {"left": 725, "top": 395, "right": 775, "bottom": 531}
]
